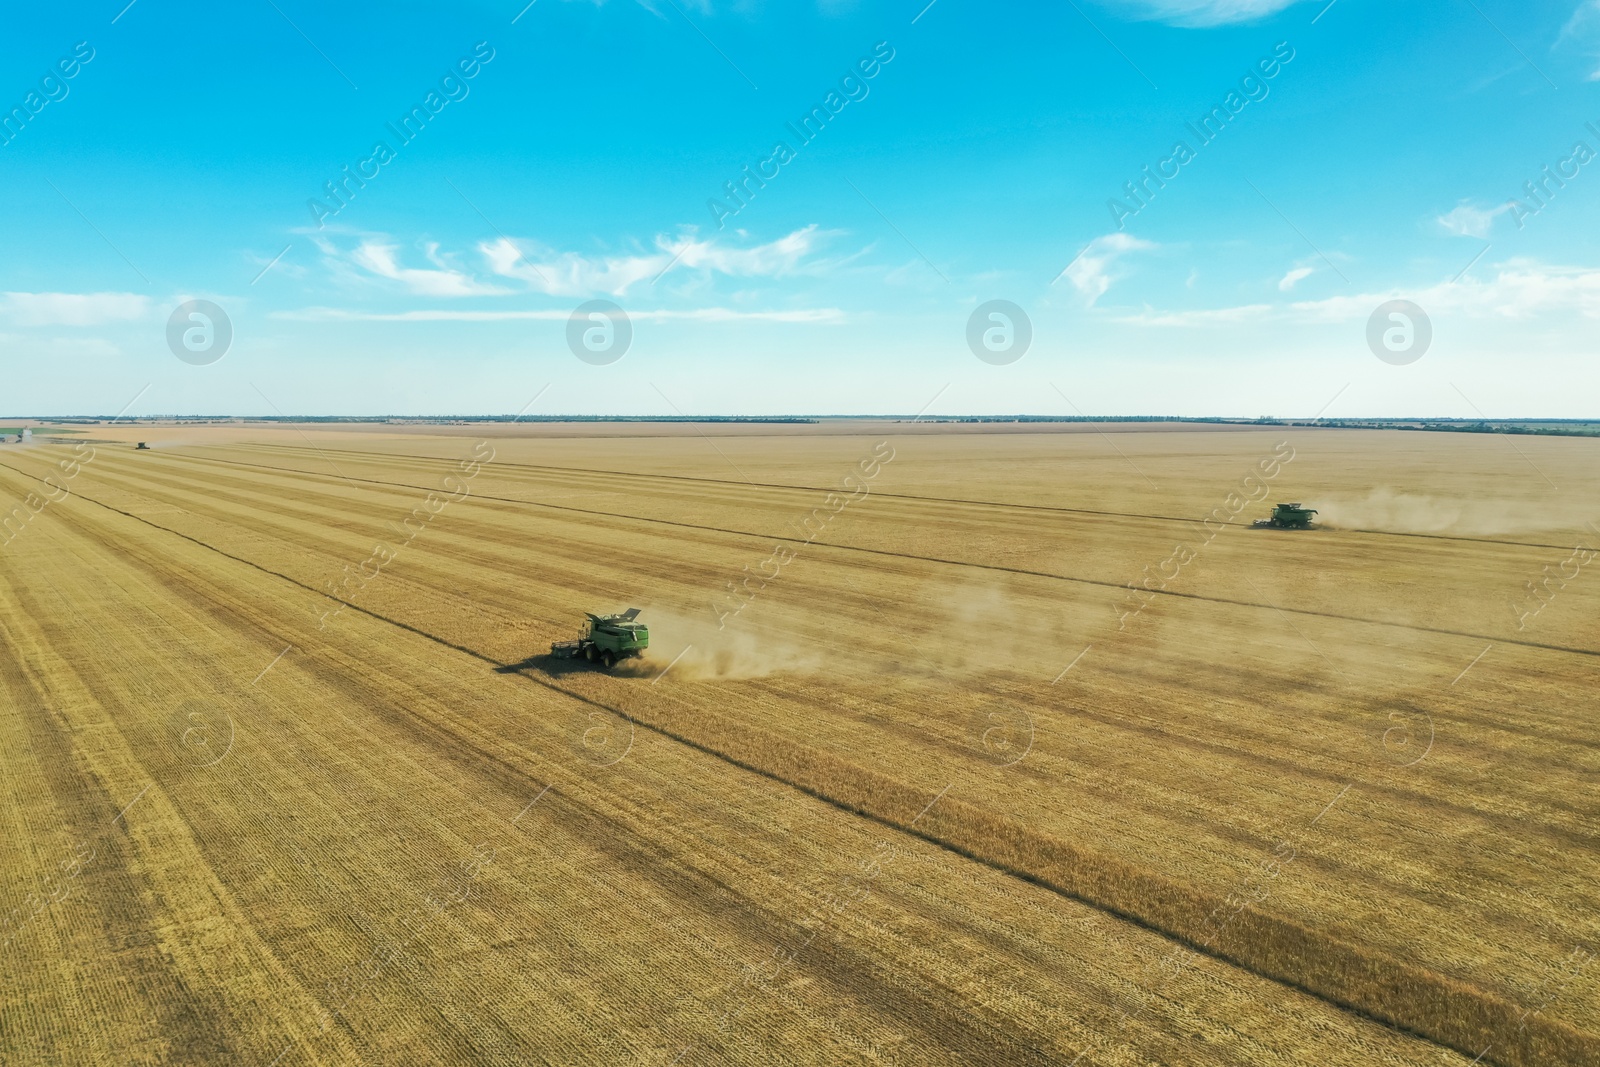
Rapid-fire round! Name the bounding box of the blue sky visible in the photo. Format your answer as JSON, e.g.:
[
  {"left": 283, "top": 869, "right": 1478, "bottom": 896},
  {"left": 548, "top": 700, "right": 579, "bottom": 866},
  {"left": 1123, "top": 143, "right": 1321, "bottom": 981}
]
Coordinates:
[{"left": 3, "top": 0, "right": 1600, "bottom": 417}]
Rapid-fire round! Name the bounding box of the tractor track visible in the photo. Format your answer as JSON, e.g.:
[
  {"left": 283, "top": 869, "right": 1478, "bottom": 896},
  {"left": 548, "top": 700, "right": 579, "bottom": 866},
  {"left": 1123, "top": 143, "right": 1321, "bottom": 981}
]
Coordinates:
[
  {"left": 25, "top": 451, "right": 1600, "bottom": 847},
  {"left": 0, "top": 583, "right": 243, "bottom": 1065},
  {"left": 0, "top": 463, "right": 1080, "bottom": 1065},
  {"left": 0, "top": 458, "right": 1582, "bottom": 1067},
  {"left": 68, "top": 452, "right": 1600, "bottom": 662},
  {"left": 21, "top": 454, "right": 1600, "bottom": 853},
  {"left": 222, "top": 440, "right": 1597, "bottom": 555}
]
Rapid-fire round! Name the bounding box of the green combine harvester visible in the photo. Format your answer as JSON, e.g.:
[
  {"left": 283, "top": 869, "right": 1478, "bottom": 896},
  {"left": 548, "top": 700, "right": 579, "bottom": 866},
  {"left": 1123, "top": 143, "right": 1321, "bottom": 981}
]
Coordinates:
[
  {"left": 1253, "top": 502, "right": 1318, "bottom": 529},
  {"left": 551, "top": 608, "right": 649, "bottom": 669}
]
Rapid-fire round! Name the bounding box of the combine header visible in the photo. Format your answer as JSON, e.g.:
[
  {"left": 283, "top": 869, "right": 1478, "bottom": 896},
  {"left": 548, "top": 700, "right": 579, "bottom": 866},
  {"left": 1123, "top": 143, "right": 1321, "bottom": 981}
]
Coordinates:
[
  {"left": 551, "top": 609, "right": 649, "bottom": 669},
  {"left": 1254, "top": 502, "right": 1318, "bottom": 529}
]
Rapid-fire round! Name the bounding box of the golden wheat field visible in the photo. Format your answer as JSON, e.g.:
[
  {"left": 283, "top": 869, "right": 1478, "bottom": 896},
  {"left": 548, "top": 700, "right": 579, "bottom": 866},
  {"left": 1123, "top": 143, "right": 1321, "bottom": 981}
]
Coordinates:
[{"left": 1, "top": 420, "right": 1596, "bottom": 1066}]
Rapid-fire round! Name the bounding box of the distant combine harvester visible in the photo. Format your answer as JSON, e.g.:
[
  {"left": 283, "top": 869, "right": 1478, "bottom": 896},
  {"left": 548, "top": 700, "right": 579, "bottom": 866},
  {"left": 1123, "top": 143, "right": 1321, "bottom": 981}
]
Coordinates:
[
  {"left": 550, "top": 609, "right": 649, "bottom": 670},
  {"left": 1253, "top": 502, "right": 1318, "bottom": 530}
]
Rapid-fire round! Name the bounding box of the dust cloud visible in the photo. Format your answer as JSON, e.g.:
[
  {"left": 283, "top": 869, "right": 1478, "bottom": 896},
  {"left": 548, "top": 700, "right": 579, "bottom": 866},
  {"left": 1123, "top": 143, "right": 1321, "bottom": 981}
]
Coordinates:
[
  {"left": 921, "top": 576, "right": 1036, "bottom": 675},
  {"left": 1315, "top": 489, "right": 1585, "bottom": 537},
  {"left": 632, "top": 573, "right": 1094, "bottom": 683},
  {"left": 634, "top": 608, "right": 827, "bottom": 681}
]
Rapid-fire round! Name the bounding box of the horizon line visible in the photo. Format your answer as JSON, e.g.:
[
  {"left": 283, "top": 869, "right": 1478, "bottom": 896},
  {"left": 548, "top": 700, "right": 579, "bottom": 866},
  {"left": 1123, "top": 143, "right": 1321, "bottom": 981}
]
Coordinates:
[{"left": 6, "top": 415, "right": 1600, "bottom": 425}]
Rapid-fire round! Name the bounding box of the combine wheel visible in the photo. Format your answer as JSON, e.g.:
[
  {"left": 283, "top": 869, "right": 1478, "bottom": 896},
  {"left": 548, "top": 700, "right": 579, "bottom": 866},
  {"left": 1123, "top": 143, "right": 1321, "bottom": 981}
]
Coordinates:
[
  {"left": 602, "top": 650, "right": 616, "bottom": 670},
  {"left": 584, "top": 645, "right": 597, "bottom": 662}
]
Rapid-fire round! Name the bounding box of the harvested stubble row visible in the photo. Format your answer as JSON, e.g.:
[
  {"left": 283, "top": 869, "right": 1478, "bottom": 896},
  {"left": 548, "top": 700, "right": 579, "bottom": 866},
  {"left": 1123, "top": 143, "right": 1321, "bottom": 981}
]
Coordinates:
[{"left": 4, "top": 423, "right": 1597, "bottom": 1066}]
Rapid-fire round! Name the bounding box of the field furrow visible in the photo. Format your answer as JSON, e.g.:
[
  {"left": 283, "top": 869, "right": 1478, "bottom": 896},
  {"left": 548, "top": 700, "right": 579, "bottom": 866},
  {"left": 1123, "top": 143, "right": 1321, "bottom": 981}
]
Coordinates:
[{"left": 3, "top": 425, "right": 1594, "bottom": 1066}]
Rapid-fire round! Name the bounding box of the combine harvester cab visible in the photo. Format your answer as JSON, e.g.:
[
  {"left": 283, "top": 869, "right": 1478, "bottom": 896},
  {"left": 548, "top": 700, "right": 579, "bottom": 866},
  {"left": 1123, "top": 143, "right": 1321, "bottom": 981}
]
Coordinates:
[
  {"left": 1253, "top": 502, "right": 1318, "bottom": 529},
  {"left": 550, "top": 608, "right": 649, "bottom": 670}
]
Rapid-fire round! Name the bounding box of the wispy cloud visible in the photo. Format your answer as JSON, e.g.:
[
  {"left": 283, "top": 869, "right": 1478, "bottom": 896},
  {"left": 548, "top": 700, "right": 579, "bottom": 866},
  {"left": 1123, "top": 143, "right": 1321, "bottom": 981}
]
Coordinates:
[
  {"left": 481, "top": 225, "right": 832, "bottom": 297},
  {"left": 349, "top": 240, "right": 510, "bottom": 297},
  {"left": 1110, "top": 0, "right": 1306, "bottom": 27},
  {"left": 1115, "top": 304, "right": 1275, "bottom": 326},
  {"left": 1436, "top": 200, "right": 1513, "bottom": 238},
  {"left": 1559, "top": 1, "right": 1600, "bottom": 80},
  {"left": 276, "top": 306, "right": 844, "bottom": 323},
  {"left": 44, "top": 337, "right": 125, "bottom": 357},
  {"left": 1277, "top": 265, "right": 1315, "bottom": 291},
  {"left": 328, "top": 226, "right": 837, "bottom": 299},
  {"left": 0, "top": 291, "right": 150, "bottom": 327},
  {"left": 1117, "top": 258, "right": 1600, "bottom": 326},
  {"left": 1062, "top": 233, "right": 1156, "bottom": 305}
]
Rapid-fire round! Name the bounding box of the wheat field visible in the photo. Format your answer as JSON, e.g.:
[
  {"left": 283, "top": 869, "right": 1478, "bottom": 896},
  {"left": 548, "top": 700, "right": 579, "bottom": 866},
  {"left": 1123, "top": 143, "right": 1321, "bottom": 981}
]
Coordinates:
[{"left": 0, "top": 421, "right": 1595, "bottom": 1066}]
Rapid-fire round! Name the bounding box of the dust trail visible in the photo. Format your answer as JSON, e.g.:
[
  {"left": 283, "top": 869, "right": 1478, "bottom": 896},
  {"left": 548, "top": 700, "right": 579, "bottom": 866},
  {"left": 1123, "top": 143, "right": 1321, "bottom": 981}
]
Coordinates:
[
  {"left": 125, "top": 437, "right": 216, "bottom": 451},
  {"left": 1315, "top": 489, "right": 1581, "bottom": 537},
  {"left": 904, "top": 571, "right": 1094, "bottom": 678},
  {"left": 634, "top": 609, "right": 826, "bottom": 681},
  {"left": 634, "top": 572, "right": 1100, "bottom": 683}
]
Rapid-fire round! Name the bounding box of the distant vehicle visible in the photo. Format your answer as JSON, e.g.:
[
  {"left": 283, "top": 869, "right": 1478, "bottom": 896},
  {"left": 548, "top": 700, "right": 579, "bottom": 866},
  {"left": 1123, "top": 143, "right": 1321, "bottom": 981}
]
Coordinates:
[
  {"left": 551, "top": 609, "right": 649, "bottom": 669},
  {"left": 136, "top": 442, "right": 150, "bottom": 450},
  {"left": 1254, "top": 502, "right": 1318, "bottom": 529}
]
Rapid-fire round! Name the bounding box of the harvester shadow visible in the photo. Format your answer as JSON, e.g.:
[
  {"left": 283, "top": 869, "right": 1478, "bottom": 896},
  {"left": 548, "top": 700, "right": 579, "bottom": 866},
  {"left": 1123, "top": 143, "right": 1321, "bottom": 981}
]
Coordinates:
[
  {"left": 494, "top": 653, "right": 656, "bottom": 679},
  {"left": 494, "top": 653, "right": 593, "bottom": 678}
]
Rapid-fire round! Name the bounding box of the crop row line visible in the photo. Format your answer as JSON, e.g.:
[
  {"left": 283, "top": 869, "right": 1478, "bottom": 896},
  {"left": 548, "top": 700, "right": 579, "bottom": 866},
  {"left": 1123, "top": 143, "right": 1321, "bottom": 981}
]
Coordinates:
[
  {"left": 92, "top": 451, "right": 1600, "bottom": 662},
  {"left": 0, "top": 456, "right": 1589, "bottom": 1066}
]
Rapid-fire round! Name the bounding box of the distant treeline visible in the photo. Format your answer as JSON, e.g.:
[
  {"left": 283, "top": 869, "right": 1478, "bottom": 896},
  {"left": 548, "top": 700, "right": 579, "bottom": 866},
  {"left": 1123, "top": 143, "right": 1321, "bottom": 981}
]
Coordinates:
[
  {"left": 902, "top": 415, "right": 1204, "bottom": 423},
  {"left": 34, "top": 415, "right": 822, "bottom": 425},
  {"left": 1271, "top": 418, "right": 1600, "bottom": 438},
  {"left": 20, "top": 415, "right": 1599, "bottom": 437},
  {"left": 904, "top": 416, "right": 1600, "bottom": 437}
]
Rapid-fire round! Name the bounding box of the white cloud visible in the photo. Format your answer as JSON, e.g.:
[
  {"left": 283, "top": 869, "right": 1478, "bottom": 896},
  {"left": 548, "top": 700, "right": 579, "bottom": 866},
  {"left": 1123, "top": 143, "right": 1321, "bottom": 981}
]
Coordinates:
[
  {"left": 1436, "top": 200, "right": 1513, "bottom": 238},
  {"left": 276, "top": 306, "right": 844, "bottom": 323},
  {"left": 0, "top": 291, "right": 149, "bottom": 327},
  {"left": 1560, "top": 1, "right": 1600, "bottom": 80},
  {"left": 349, "top": 240, "right": 510, "bottom": 297},
  {"left": 1058, "top": 233, "right": 1156, "bottom": 305},
  {"left": 481, "top": 225, "right": 831, "bottom": 297},
  {"left": 45, "top": 337, "right": 124, "bottom": 357},
  {"left": 1112, "top": 0, "right": 1305, "bottom": 27},
  {"left": 1114, "top": 304, "right": 1274, "bottom": 327},
  {"left": 1116, "top": 259, "right": 1600, "bottom": 326},
  {"left": 331, "top": 226, "right": 836, "bottom": 299},
  {"left": 1277, "top": 266, "right": 1315, "bottom": 291}
]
